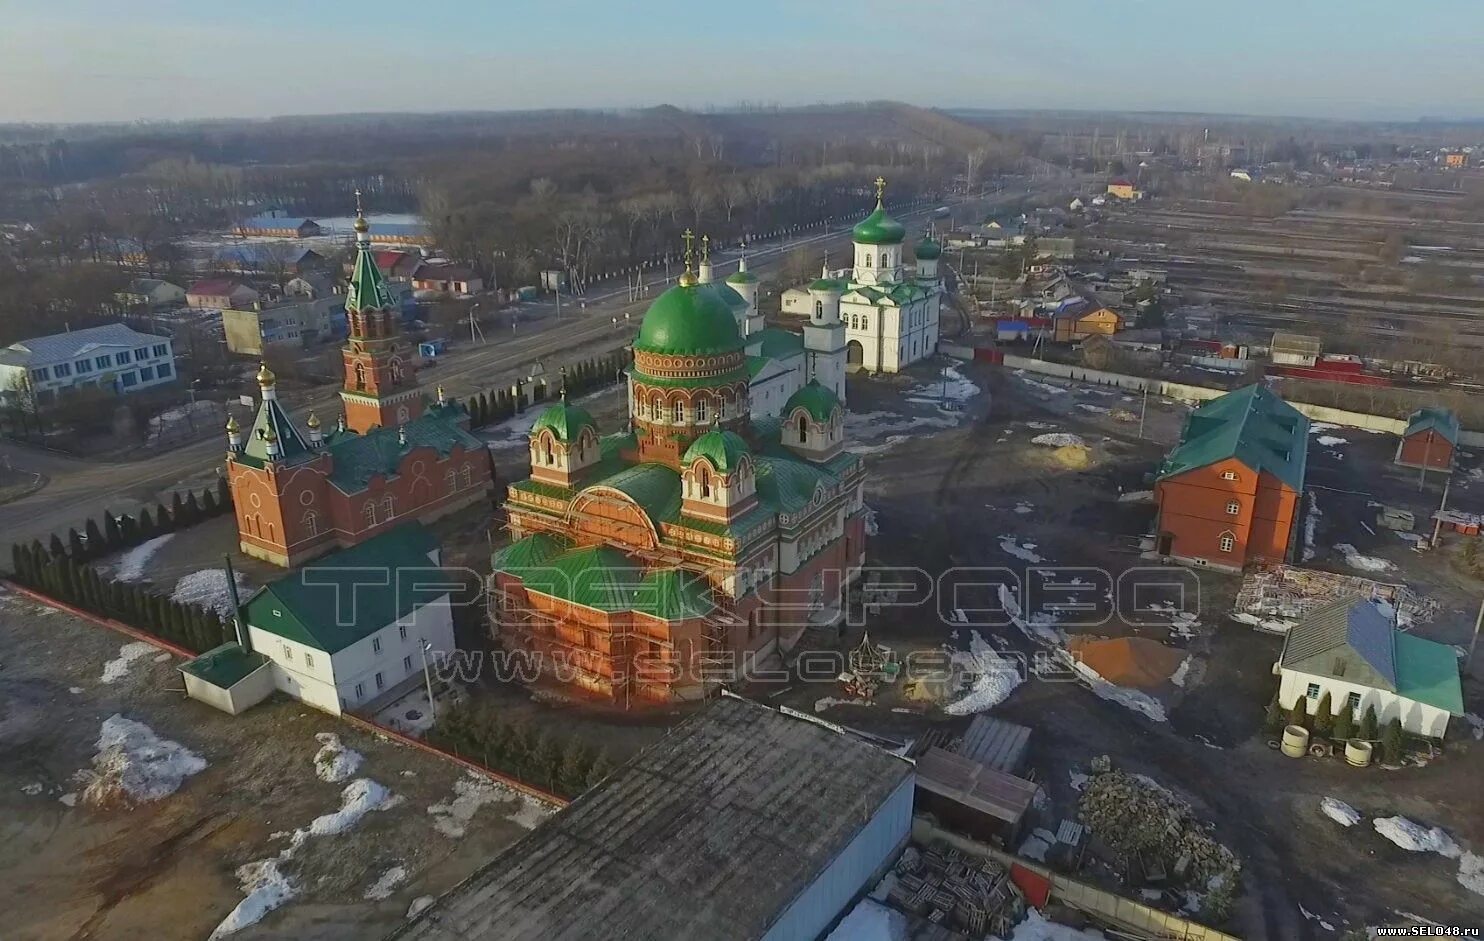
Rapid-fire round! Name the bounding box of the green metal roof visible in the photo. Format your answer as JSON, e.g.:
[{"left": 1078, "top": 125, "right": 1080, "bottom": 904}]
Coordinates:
[
  {"left": 683, "top": 429, "right": 750, "bottom": 473},
  {"left": 1158, "top": 384, "right": 1308, "bottom": 491},
  {"left": 914, "top": 234, "right": 942, "bottom": 260},
  {"left": 746, "top": 356, "right": 770, "bottom": 378},
  {"left": 347, "top": 242, "right": 396, "bottom": 313},
  {"left": 754, "top": 456, "right": 828, "bottom": 514},
  {"left": 180, "top": 642, "right": 270, "bottom": 688},
  {"left": 1395, "top": 631, "right": 1465, "bottom": 715},
  {"left": 752, "top": 327, "right": 805, "bottom": 362},
  {"left": 518, "top": 544, "right": 643, "bottom": 612},
  {"left": 809, "top": 278, "right": 843, "bottom": 293},
  {"left": 784, "top": 380, "right": 840, "bottom": 423},
  {"left": 852, "top": 201, "right": 906, "bottom": 245},
  {"left": 240, "top": 397, "right": 314, "bottom": 466},
  {"left": 243, "top": 523, "right": 442, "bottom": 653},
  {"left": 634, "top": 283, "right": 744, "bottom": 356},
  {"left": 491, "top": 532, "right": 571, "bottom": 574},
  {"left": 726, "top": 268, "right": 758, "bottom": 285},
  {"left": 325, "top": 411, "right": 485, "bottom": 493},
  {"left": 1404, "top": 407, "right": 1460, "bottom": 446},
  {"left": 598, "top": 463, "right": 682, "bottom": 525},
  {"left": 531, "top": 398, "right": 596, "bottom": 443},
  {"left": 704, "top": 281, "right": 748, "bottom": 311},
  {"left": 632, "top": 569, "right": 715, "bottom": 621}
]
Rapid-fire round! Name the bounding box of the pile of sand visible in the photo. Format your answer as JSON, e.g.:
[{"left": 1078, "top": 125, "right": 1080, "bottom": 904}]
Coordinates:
[{"left": 1067, "top": 636, "right": 1187, "bottom": 690}]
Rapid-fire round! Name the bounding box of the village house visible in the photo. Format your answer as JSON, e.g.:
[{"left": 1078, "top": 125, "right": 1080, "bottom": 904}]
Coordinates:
[
  {"left": 1394, "top": 407, "right": 1459, "bottom": 473},
  {"left": 1106, "top": 179, "right": 1142, "bottom": 200},
  {"left": 1270, "top": 331, "right": 1321, "bottom": 368},
  {"left": 1051, "top": 304, "right": 1122, "bottom": 343},
  {"left": 1276, "top": 598, "right": 1463, "bottom": 739},
  {"left": 117, "top": 278, "right": 186, "bottom": 309},
  {"left": 1154, "top": 384, "right": 1309, "bottom": 571},
  {"left": 187, "top": 278, "right": 260, "bottom": 310},
  {"left": 0, "top": 323, "right": 176, "bottom": 404},
  {"left": 373, "top": 249, "right": 424, "bottom": 280},
  {"left": 411, "top": 263, "right": 484, "bottom": 296},
  {"left": 221, "top": 296, "right": 341, "bottom": 356}
]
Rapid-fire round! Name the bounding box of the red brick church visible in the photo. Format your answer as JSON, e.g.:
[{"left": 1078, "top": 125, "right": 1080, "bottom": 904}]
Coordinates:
[{"left": 225, "top": 197, "right": 494, "bottom": 567}]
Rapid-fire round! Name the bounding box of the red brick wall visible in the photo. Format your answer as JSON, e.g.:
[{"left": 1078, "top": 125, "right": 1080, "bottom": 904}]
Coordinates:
[
  {"left": 1156, "top": 459, "right": 1297, "bottom": 567},
  {"left": 1398, "top": 431, "right": 1453, "bottom": 470}
]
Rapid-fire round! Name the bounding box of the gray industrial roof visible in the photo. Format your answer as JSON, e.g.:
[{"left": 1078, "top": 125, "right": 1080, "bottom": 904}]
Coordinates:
[
  {"left": 956, "top": 715, "right": 1032, "bottom": 775},
  {"left": 0, "top": 322, "right": 168, "bottom": 368},
  {"left": 390, "top": 695, "right": 914, "bottom": 941}
]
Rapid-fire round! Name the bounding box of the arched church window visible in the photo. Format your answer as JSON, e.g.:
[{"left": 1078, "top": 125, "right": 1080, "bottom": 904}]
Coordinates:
[
  {"left": 390, "top": 360, "right": 402, "bottom": 384},
  {"left": 814, "top": 301, "right": 823, "bottom": 318},
  {"left": 302, "top": 511, "right": 318, "bottom": 537},
  {"left": 460, "top": 463, "right": 472, "bottom": 487},
  {"left": 354, "top": 361, "right": 366, "bottom": 390},
  {"left": 879, "top": 253, "right": 886, "bottom": 268},
  {"left": 363, "top": 502, "right": 378, "bottom": 527},
  {"left": 861, "top": 314, "right": 869, "bottom": 330},
  {"left": 381, "top": 494, "right": 395, "bottom": 520},
  {"left": 864, "top": 254, "right": 872, "bottom": 268},
  {"left": 695, "top": 397, "right": 708, "bottom": 424},
  {"left": 699, "top": 466, "right": 712, "bottom": 499},
  {"left": 718, "top": 393, "right": 729, "bottom": 419},
  {"left": 673, "top": 399, "right": 685, "bottom": 424},
  {"left": 445, "top": 469, "right": 458, "bottom": 491},
  {"left": 651, "top": 394, "right": 664, "bottom": 421},
  {"left": 543, "top": 437, "right": 554, "bottom": 465},
  {"left": 797, "top": 414, "right": 808, "bottom": 444}
]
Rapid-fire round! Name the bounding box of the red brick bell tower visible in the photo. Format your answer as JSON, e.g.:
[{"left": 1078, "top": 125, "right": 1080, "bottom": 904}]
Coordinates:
[{"left": 340, "top": 191, "right": 424, "bottom": 434}]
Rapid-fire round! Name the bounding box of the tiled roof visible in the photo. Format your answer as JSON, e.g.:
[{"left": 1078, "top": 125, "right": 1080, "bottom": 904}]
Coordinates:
[
  {"left": 188, "top": 278, "right": 247, "bottom": 296},
  {"left": 325, "top": 410, "right": 485, "bottom": 493},
  {"left": 243, "top": 523, "right": 442, "bottom": 653},
  {"left": 2, "top": 322, "right": 168, "bottom": 367},
  {"left": 1158, "top": 384, "right": 1308, "bottom": 491}
]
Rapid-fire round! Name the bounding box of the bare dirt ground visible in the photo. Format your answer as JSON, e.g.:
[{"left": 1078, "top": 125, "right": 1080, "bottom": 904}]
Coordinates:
[
  {"left": 0, "top": 591, "right": 540, "bottom": 941},
  {"left": 787, "top": 360, "right": 1484, "bottom": 938}
]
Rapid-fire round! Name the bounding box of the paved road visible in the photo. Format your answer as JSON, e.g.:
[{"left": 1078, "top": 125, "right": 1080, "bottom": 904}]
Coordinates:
[{"left": 0, "top": 178, "right": 1079, "bottom": 559}]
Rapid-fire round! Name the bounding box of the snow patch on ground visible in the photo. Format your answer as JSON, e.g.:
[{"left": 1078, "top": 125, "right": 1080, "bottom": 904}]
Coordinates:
[
  {"left": 172, "top": 568, "right": 252, "bottom": 618},
  {"left": 1321, "top": 797, "right": 1362, "bottom": 828},
  {"left": 364, "top": 864, "right": 408, "bottom": 901},
  {"left": 1014, "top": 501, "right": 1035, "bottom": 514},
  {"left": 943, "top": 630, "right": 1024, "bottom": 715},
  {"left": 998, "top": 536, "right": 1046, "bottom": 563},
  {"left": 907, "top": 365, "right": 980, "bottom": 408},
  {"left": 1170, "top": 656, "right": 1193, "bottom": 688},
  {"left": 1303, "top": 495, "right": 1322, "bottom": 561},
  {"left": 1084, "top": 674, "right": 1168, "bottom": 722},
  {"left": 1317, "top": 435, "right": 1347, "bottom": 447},
  {"left": 406, "top": 896, "right": 436, "bottom": 919},
  {"left": 309, "top": 779, "right": 395, "bottom": 836},
  {"left": 210, "top": 858, "right": 296, "bottom": 939},
  {"left": 427, "top": 773, "right": 532, "bottom": 838},
  {"left": 1000, "top": 584, "right": 1066, "bottom": 646},
  {"left": 1374, "top": 816, "right": 1460, "bottom": 855},
  {"left": 1031, "top": 432, "right": 1086, "bottom": 448},
  {"left": 312, "top": 733, "right": 364, "bottom": 784},
  {"left": 815, "top": 697, "right": 871, "bottom": 712},
  {"left": 1009, "top": 909, "right": 1109, "bottom": 940},
  {"left": 1013, "top": 372, "right": 1070, "bottom": 396},
  {"left": 1465, "top": 713, "right": 1484, "bottom": 740},
  {"left": 825, "top": 898, "right": 911, "bottom": 941},
  {"left": 83, "top": 715, "right": 207, "bottom": 807},
  {"left": 1117, "top": 490, "right": 1154, "bottom": 503},
  {"left": 113, "top": 534, "right": 175, "bottom": 582},
  {"left": 1335, "top": 543, "right": 1395, "bottom": 573},
  {"left": 101, "top": 641, "right": 158, "bottom": 684}
]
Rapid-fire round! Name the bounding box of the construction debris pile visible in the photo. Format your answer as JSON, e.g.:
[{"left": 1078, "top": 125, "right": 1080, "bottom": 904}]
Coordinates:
[
  {"left": 886, "top": 842, "right": 1026, "bottom": 938},
  {"left": 1231, "top": 563, "right": 1435, "bottom": 634},
  {"left": 1077, "top": 759, "right": 1242, "bottom": 922}
]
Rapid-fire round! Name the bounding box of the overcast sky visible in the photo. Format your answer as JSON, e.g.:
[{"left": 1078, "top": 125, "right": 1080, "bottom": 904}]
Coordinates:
[{"left": 4, "top": 0, "right": 1481, "bottom": 123}]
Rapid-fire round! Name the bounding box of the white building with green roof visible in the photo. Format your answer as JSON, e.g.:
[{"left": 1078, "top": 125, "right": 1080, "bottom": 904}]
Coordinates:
[{"left": 783, "top": 178, "right": 944, "bottom": 374}]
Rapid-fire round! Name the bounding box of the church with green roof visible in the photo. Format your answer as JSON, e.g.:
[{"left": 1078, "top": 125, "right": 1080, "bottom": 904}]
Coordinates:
[
  {"left": 782, "top": 177, "right": 945, "bottom": 375},
  {"left": 493, "top": 238, "right": 871, "bottom": 706}
]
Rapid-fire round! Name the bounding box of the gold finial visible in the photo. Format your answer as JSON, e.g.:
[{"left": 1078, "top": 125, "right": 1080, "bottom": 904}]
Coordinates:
[
  {"left": 679, "top": 229, "right": 697, "bottom": 287},
  {"left": 874, "top": 176, "right": 887, "bottom": 202},
  {"left": 353, "top": 188, "right": 369, "bottom": 233},
  {"left": 255, "top": 362, "right": 276, "bottom": 386},
  {"left": 262, "top": 426, "right": 278, "bottom": 443},
  {"left": 306, "top": 411, "right": 321, "bottom": 429},
  {"left": 436, "top": 384, "right": 446, "bottom": 404},
  {"left": 225, "top": 415, "right": 240, "bottom": 433}
]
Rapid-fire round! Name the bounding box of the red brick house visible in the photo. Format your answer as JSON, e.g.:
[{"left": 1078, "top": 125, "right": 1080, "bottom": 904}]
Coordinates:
[
  {"left": 1395, "top": 407, "right": 1459, "bottom": 473},
  {"left": 225, "top": 201, "right": 494, "bottom": 568},
  {"left": 1154, "top": 385, "right": 1309, "bottom": 571}
]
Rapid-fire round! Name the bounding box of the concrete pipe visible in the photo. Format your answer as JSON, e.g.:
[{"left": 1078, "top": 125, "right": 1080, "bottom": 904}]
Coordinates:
[{"left": 1281, "top": 725, "right": 1310, "bottom": 758}]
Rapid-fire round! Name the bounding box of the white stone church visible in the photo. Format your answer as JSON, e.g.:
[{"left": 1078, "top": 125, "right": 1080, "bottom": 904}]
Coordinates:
[{"left": 782, "top": 178, "right": 944, "bottom": 374}]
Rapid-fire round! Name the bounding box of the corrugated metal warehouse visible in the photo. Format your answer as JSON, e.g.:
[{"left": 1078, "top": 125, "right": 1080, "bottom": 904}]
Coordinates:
[{"left": 389, "top": 693, "right": 914, "bottom": 941}]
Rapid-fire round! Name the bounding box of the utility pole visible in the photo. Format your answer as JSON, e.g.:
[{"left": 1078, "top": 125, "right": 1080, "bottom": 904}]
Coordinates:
[
  {"left": 1468, "top": 596, "right": 1484, "bottom": 673},
  {"left": 1137, "top": 383, "right": 1150, "bottom": 439},
  {"left": 1419, "top": 433, "right": 1433, "bottom": 491},
  {"left": 419, "top": 640, "right": 438, "bottom": 722},
  {"left": 1430, "top": 473, "right": 1453, "bottom": 545}
]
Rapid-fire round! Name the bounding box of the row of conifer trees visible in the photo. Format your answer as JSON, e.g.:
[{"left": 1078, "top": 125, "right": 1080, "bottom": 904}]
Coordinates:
[{"left": 462, "top": 348, "right": 632, "bottom": 430}]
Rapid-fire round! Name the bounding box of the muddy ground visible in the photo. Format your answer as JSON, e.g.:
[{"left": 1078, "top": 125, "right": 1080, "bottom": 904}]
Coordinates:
[{"left": 0, "top": 590, "right": 540, "bottom": 941}]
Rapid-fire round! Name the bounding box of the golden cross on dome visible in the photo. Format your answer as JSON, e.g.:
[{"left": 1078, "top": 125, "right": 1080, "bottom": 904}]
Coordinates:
[
  {"left": 680, "top": 229, "right": 697, "bottom": 285},
  {"left": 701, "top": 234, "right": 710, "bottom": 263},
  {"left": 354, "top": 188, "right": 364, "bottom": 214},
  {"left": 874, "top": 176, "right": 887, "bottom": 201}
]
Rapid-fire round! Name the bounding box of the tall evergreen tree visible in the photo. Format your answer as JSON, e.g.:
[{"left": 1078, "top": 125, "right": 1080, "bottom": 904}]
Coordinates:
[
  {"left": 48, "top": 533, "right": 66, "bottom": 560},
  {"left": 84, "top": 519, "right": 104, "bottom": 559},
  {"left": 202, "top": 489, "right": 219, "bottom": 516},
  {"left": 217, "top": 476, "right": 231, "bottom": 508},
  {"left": 171, "top": 492, "right": 185, "bottom": 525},
  {"left": 67, "top": 528, "right": 85, "bottom": 561},
  {"left": 156, "top": 502, "right": 172, "bottom": 533},
  {"left": 184, "top": 491, "right": 202, "bottom": 524},
  {"left": 137, "top": 508, "right": 156, "bottom": 538},
  {"left": 119, "top": 513, "right": 138, "bottom": 543},
  {"left": 103, "top": 511, "right": 123, "bottom": 550}
]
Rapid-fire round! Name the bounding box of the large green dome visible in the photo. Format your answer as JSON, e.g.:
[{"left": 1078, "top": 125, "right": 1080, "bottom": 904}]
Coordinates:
[
  {"left": 852, "top": 201, "right": 906, "bottom": 245},
  {"left": 634, "top": 282, "right": 744, "bottom": 356},
  {"left": 531, "top": 398, "right": 595, "bottom": 443}
]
